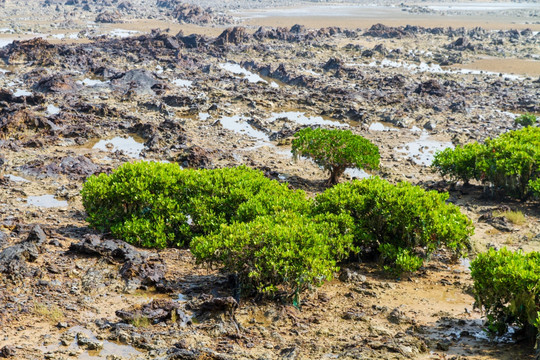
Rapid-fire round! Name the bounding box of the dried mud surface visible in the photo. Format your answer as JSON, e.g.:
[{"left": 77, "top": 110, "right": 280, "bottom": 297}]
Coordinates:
[{"left": 0, "top": 1, "right": 539, "bottom": 359}]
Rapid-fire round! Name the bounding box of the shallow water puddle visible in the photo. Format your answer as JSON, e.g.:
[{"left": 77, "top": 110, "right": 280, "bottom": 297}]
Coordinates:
[
  {"left": 368, "top": 121, "right": 398, "bottom": 131},
  {"left": 5, "top": 174, "right": 31, "bottom": 183},
  {"left": 268, "top": 111, "right": 346, "bottom": 127},
  {"left": 396, "top": 131, "right": 453, "bottom": 166},
  {"left": 0, "top": 39, "right": 14, "bottom": 48},
  {"left": 13, "top": 89, "right": 32, "bottom": 97},
  {"left": 46, "top": 104, "right": 61, "bottom": 115},
  {"left": 26, "top": 195, "right": 68, "bottom": 208},
  {"left": 199, "top": 112, "right": 210, "bottom": 121},
  {"left": 350, "top": 59, "right": 525, "bottom": 80},
  {"left": 79, "top": 78, "right": 108, "bottom": 87},
  {"left": 91, "top": 135, "right": 145, "bottom": 158},
  {"left": 428, "top": 3, "right": 540, "bottom": 11},
  {"left": 459, "top": 258, "right": 471, "bottom": 271},
  {"left": 41, "top": 326, "right": 141, "bottom": 359},
  {"left": 344, "top": 168, "right": 370, "bottom": 179},
  {"left": 50, "top": 33, "right": 78, "bottom": 40},
  {"left": 172, "top": 79, "right": 193, "bottom": 88},
  {"left": 109, "top": 29, "right": 140, "bottom": 38},
  {"left": 219, "top": 63, "right": 279, "bottom": 87},
  {"left": 219, "top": 115, "right": 270, "bottom": 142}
]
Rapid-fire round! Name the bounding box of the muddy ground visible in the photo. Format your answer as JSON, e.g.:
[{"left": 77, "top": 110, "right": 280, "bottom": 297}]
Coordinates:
[{"left": 0, "top": 1, "right": 539, "bottom": 359}]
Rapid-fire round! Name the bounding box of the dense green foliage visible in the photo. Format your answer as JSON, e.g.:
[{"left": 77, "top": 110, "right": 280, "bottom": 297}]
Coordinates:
[
  {"left": 313, "top": 177, "right": 473, "bottom": 273},
  {"left": 531, "top": 179, "right": 540, "bottom": 198},
  {"left": 191, "top": 212, "right": 355, "bottom": 295},
  {"left": 471, "top": 248, "right": 539, "bottom": 342},
  {"left": 82, "top": 162, "right": 475, "bottom": 293},
  {"left": 514, "top": 113, "right": 538, "bottom": 127},
  {"left": 378, "top": 244, "right": 424, "bottom": 275},
  {"left": 432, "top": 127, "right": 540, "bottom": 199},
  {"left": 81, "top": 161, "right": 192, "bottom": 248},
  {"left": 291, "top": 128, "right": 380, "bottom": 185},
  {"left": 432, "top": 143, "right": 484, "bottom": 184},
  {"left": 82, "top": 162, "right": 309, "bottom": 248}
]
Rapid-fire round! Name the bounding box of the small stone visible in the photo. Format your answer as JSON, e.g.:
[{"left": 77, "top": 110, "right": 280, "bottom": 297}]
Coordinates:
[
  {"left": 436, "top": 340, "right": 451, "bottom": 351},
  {"left": 0, "top": 345, "right": 16, "bottom": 357}
]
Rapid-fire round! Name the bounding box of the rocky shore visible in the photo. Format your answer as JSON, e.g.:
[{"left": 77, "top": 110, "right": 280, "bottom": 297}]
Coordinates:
[{"left": 0, "top": 1, "right": 539, "bottom": 359}]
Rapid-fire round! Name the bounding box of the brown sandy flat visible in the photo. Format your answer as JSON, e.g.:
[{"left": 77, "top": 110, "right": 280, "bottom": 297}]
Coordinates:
[{"left": 452, "top": 57, "right": 540, "bottom": 77}]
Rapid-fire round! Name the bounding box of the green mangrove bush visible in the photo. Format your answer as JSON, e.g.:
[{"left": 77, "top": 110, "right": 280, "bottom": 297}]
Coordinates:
[
  {"left": 191, "top": 212, "right": 355, "bottom": 295},
  {"left": 514, "top": 113, "right": 538, "bottom": 127},
  {"left": 313, "top": 177, "right": 473, "bottom": 273},
  {"left": 81, "top": 161, "right": 192, "bottom": 248},
  {"left": 432, "top": 127, "right": 540, "bottom": 199},
  {"left": 432, "top": 142, "right": 484, "bottom": 184},
  {"left": 471, "top": 248, "right": 539, "bottom": 344},
  {"left": 82, "top": 162, "right": 309, "bottom": 248},
  {"left": 530, "top": 179, "right": 540, "bottom": 199},
  {"left": 291, "top": 128, "right": 380, "bottom": 185}
]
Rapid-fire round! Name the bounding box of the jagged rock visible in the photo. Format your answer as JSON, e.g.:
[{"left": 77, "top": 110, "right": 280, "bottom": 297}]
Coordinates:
[
  {"left": 117, "top": 1, "right": 133, "bottom": 12},
  {"left": 166, "top": 348, "right": 231, "bottom": 360},
  {"left": 373, "top": 43, "right": 388, "bottom": 55},
  {"left": 176, "top": 145, "right": 213, "bottom": 169},
  {"left": 162, "top": 95, "right": 193, "bottom": 107},
  {"left": 446, "top": 37, "right": 477, "bottom": 51},
  {"left": 290, "top": 24, "right": 306, "bottom": 34},
  {"left": 58, "top": 156, "right": 101, "bottom": 179},
  {"left": 17, "top": 156, "right": 101, "bottom": 179},
  {"left": 322, "top": 58, "right": 344, "bottom": 71},
  {"left": 77, "top": 334, "right": 103, "bottom": 350},
  {"left": 388, "top": 307, "right": 410, "bottom": 324},
  {"left": 0, "top": 345, "right": 16, "bottom": 357},
  {"left": 177, "top": 33, "right": 208, "bottom": 48},
  {"left": 168, "top": 3, "right": 232, "bottom": 25},
  {"left": 111, "top": 69, "right": 161, "bottom": 96},
  {"left": 478, "top": 213, "right": 516, "bottom": 232},
  {"left": 339, "top": 268, "right": 367, "bottom": 283},
  {"left": 35, "top": 74, "right": 81, "bottom": 93},
  {"left": 116, "top": 299, "right": 185, "bottom": 323},
  {"left": 0, "top": 230, "right": 7, "bottom": 248},
  {"left": 95, "top": 11, "right": 121, "bottom": 23},
  {"left": 415, "top": 80, "right": 446, "bottom": 97},
  {"left": 383, "top": 75, "right": 406, "bottom": 88},
  {"left": 69, "top": 235, "right": 143, "bottom": 263},
  {"left": 0, "top": 225, "right": 46, "bottom": 275},
  {"left": 119, "top": 260, "right": 166, "bottom": 286},
  {"left": 423, "top": 121, "right": 437, "bottom": 131},
  {"left": 364, "top": 23, "right": 408, "bottom": 39},
  {"left": 0, "top": 38, "right": 58, "bottom": 65},
  {"left": 0, "top": 89, "right": 44, "bottom": 106},
  {"left": 199, "top": 296, "right": 238, "bottom": 313},
  {"left": 215, "top": 27, "right": 248, "bottom": 46},
  {"left": 71, "top": 235, "right": 166, "bottom": 286}
]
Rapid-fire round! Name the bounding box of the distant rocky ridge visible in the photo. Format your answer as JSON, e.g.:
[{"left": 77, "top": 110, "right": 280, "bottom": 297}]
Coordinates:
[{"left": 157, "top": 1, "right": 235, "bottom": 25}]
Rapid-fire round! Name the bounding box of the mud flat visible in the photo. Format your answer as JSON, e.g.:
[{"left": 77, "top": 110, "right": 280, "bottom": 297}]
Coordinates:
[
  {"left": 0, "top": 1, "right": 539, "bottom": 359},
  {"left": 235, "top": 1, "right": 540, "bottom": 31}
]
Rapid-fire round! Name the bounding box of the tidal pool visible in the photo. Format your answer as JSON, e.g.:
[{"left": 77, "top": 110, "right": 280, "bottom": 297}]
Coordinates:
[
  {"left": 26, "top": 195, "right": 68, "bottom": 208},
  {"left": 396, "top": 131, "right": 453, "bottom": 166},
  {"left": 219, "top": 115, "right": 270, "bottom": 142},
  {"left": 219, "top": 63, "right": 279, "bottom": 87},
  {"left": 268, "top": 111, "right": 346, "bottom": 127},
  {"left": 91, "top": 135, "right": 145, "bottom": 158}
]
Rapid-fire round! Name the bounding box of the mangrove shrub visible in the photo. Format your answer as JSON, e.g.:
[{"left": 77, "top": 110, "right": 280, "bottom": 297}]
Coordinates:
[
  {"left": 313, "top": 177, "right": 473, "bottom": 273},
  {"left": 291, "top": 128, "right": 380, "bottom": 185},
  {"left": 471, "top": 248, "right": 539, "bottom": 344}
]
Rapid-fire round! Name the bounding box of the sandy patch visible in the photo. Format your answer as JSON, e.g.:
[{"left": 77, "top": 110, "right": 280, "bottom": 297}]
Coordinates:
[{"left": 452, "top": 57, "right": 540, "bottom": 77}]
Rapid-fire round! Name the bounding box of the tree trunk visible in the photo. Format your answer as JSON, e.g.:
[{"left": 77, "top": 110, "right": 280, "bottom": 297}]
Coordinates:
[{"left": 327, "top": 166, "right": 346, "bottom": 186}]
